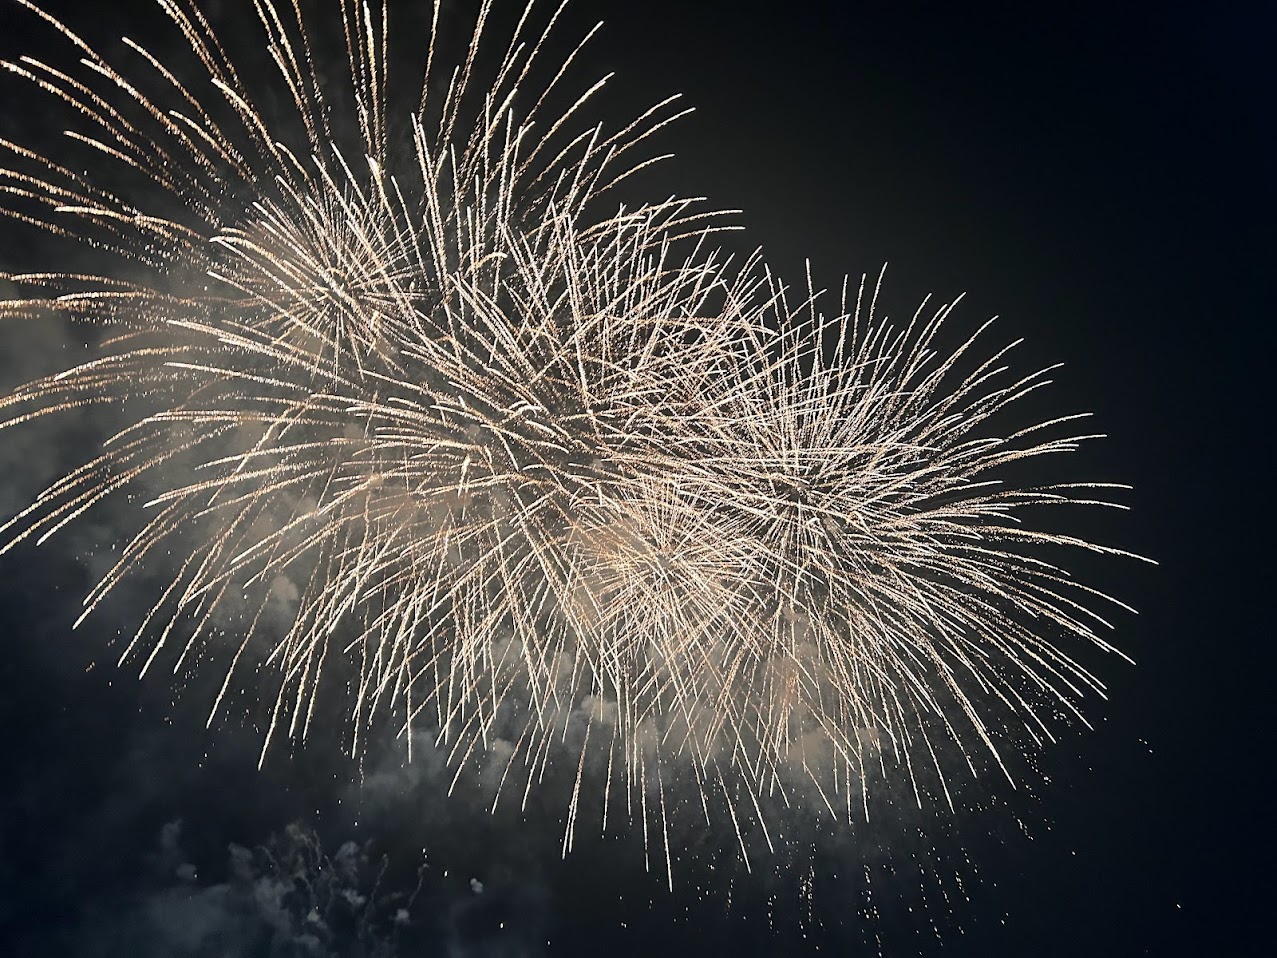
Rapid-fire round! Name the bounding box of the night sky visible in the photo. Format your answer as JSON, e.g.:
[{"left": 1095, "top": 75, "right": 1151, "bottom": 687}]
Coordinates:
[{"left": 0, "top": 2, "right": 1268, "bottom": 956}]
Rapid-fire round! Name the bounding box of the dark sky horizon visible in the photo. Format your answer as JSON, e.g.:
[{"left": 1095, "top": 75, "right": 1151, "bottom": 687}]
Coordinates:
[{"left": 1, "top": 1, "right": 1267, "bottom": 956}]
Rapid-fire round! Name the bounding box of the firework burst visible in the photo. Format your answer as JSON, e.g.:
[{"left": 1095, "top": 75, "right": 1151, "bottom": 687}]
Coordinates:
[{"left": 0, "top": 0, "right": 1144, "bottom": 881}]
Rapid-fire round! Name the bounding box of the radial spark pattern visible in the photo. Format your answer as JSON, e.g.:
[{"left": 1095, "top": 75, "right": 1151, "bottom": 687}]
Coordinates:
[{"left": 0, "top": 0, "right": 1141, "bottom": 876}]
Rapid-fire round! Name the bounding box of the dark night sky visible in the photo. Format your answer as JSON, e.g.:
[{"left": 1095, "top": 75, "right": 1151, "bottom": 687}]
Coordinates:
[{"left": 0, "top": 1, "right": 1269, "bottom": 956}]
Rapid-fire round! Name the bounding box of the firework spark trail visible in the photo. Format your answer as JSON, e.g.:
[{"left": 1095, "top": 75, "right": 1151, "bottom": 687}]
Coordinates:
[{"left": 0, "top": 0, "right": 1146, "bottom": 878}]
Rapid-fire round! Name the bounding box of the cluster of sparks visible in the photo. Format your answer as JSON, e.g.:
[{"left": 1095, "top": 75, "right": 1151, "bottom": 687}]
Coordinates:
[{"left": 0, "top": 0, "right": 1141, "bottom": 880}]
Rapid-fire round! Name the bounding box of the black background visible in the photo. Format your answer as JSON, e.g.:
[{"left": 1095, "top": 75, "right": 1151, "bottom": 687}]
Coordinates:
[{"left": 0, "top": 1, "right": 1268, "bottom": 955}]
